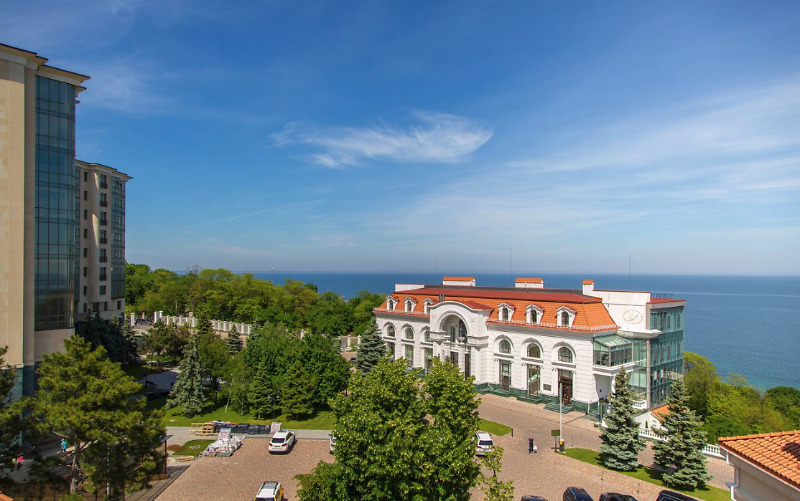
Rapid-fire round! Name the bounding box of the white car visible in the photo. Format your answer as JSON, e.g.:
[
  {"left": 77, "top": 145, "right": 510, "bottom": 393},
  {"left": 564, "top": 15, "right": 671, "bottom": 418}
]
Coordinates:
[
  {"left": 475, "top": 432, "right": 495, "bottom": 456},
  {"left": 254, "top": 480, "right": 283, "bottom": 501},
  {"left": 329, "top": 433, "right": 336, "bottom": 454},
  {"left": 269, "top": 430, "right": 296, "bottom": 454}
]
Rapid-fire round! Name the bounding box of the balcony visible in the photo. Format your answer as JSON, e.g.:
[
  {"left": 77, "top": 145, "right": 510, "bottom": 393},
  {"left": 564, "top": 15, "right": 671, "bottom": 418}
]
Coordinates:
[
  {"left": 99, "top": 220, "right": 107, "bottom": 226},
  {"left": 99, "top": 274, "right": 108, "bottom": 281},
  {"left": 99, "top": 256, "right": 107, "bottom": 263},
  {"left": 99, "top": 201, "right": 108, "bottom": 207},
  {"left": 99, "top": 182, "right": 108, "bottom": 189},
  {"left": 99, "top": 238, "right": 107, "bottom": 244}
]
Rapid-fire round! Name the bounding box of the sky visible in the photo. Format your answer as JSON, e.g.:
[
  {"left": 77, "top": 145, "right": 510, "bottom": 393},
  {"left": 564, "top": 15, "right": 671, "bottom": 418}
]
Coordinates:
[{"left": 3, "top": 0, "right": 800, "bottom": 275}]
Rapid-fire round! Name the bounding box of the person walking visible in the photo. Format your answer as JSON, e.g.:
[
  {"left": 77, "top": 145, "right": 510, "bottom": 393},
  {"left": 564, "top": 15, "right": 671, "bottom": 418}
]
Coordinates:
[
  {"left": 61, "top": 438, "right": 67, "bottom": 453},
  {"left": 528, "top": 437, "right": 534, "bottom": 454}
]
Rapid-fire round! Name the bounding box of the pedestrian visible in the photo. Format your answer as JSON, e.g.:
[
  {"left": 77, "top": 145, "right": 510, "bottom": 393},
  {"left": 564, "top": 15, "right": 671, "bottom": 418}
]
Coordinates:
[
  {"left": 61, "top": 438, "right": 67, "bottom": 453},
  {"left": 528, "top": 437, "right": 534, "bottom": 454}
]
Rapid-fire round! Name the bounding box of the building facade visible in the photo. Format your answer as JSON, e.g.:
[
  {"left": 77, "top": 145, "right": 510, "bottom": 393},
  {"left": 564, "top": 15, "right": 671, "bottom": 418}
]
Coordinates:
[
  {"left": 77, "top": 161, "right": 131, "bottom": 321},
  {"left": 374, "top": 276, "right": 685, "bottom": 412},
  {"left": 719, "top": 430, "right": 800, "bottom": 501},
  {"left": 1, "top": 43, "right": 128, "bottom": 398}
]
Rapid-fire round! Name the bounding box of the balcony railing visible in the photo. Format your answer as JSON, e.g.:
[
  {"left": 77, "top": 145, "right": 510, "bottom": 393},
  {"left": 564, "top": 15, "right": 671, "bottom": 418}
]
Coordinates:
[
  {"left": 99, "top": 220, "right": 107, "bottom": 226},
  {"left": 99, "top": 182, "right": 108, "bottom": 189},
  {"left": 99, "top": 274, "right": 108, "bottom": 281},
  {"left": 487, "top": 318, "right": 618, "bottom": 332},
  {"left": 99, "top": 238, "right": 107, "bottom": 244},
  {"left": 373, "top": 308, "right": 430, "bottom": 317},
  {"left": 99, "top": 256, "right": 107, "bottom": 263}
]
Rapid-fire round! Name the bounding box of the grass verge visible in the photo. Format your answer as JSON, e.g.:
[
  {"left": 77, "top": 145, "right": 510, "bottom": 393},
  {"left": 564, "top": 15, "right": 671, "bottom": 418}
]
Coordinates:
[
  {"left": 169, "top": 439, "right": 214, "bottom": 456},
  {"left": 562, "top": 448, "right": 729, "bottom": 501},
  {"left": 478, "top": 418, "right": 513, "bottom": 436},
  {"left": 149, "top": 398, "right": 335, "bottom": 429}
]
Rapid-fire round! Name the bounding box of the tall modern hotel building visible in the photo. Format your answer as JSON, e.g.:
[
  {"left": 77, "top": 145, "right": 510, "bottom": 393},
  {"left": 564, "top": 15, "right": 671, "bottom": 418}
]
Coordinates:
[{"left": 0, "top": 43, "right": 130, "bottom": 398}]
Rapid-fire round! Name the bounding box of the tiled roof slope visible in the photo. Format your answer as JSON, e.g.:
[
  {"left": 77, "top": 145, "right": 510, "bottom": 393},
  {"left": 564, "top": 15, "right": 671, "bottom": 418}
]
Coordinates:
[
  {"left": 381, "top": 287, "right": 616, "bottom": 330},
  {"left": 718, "top": 430, "right": 800, "bottom": 490}
]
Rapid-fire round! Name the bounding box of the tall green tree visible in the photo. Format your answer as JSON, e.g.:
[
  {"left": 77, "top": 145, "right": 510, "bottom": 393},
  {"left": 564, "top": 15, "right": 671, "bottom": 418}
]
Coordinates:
[
  {"left": 167, "top": 334, "right": 205, "bottom": 416},
  {"left": 300, "top": 334, "right": 350, "bottom": 406},
  {"left": 33, "top": 337, "right": 165, "bottom": 495},
  {"left": 684, "top": 352, "right": 720, "bottom": 418},
  {"left": 224, "top": 353, "right": 250, "bottom": 414},
  {"left": 0, "top": 346, "right": 27, "bottom": 481},
  {"left": 249, "top": 359, "right": 279, "bottom": 419},
  {"left": 765, "top": 386, "right": 800, "bottom": 428},
  {"left": 282, "top": 362, "right": 315, "bottom": 419},
  {"left": 197, "top": 330, "right": 229, "bottom": 403},
  {"left": 653, "top": 379, "right": 711, "bottom": 490},
  {"left": 600, "top": 368, "right": 645, "bottom": 471},
  {"left": 422, "top": 358, "right": 481, "bottom": 500},
  {"left": 226, "top": 325, "right": 242, "bottom": 354},
  {"left": 478, "top": 446, "right": 515, "bottom": 501},
  {"left": 356, "top": 320, "right": 386, "bottom": 374}
]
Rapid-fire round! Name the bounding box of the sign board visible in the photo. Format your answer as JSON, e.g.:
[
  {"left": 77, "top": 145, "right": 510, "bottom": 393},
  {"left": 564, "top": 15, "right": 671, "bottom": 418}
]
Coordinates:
[
  {"left": 270, "top": 422, "right": 282, "bottom": 434},
  {"left": 551, "top": 429, "right": 560, "bottom": 437}
]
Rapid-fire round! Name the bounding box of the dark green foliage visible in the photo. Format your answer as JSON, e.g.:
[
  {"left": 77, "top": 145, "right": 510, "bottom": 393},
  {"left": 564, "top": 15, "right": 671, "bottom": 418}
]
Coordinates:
[
  {"left": 282, "top": 362, "right": 315, "bottom": 419},
  {"left": 356, "top": 321, "right": 386, "bottom": 374},
  {"left": 249, "top": 359, "right": 279, "bottom": 419},
  {"left": 226, "top": 324, "right": 242, "bottom": 354},
  {"left": 478, "top": 446, "right": 515, "bottom": 501},
  {"left": 197, "top": 328, "right": 229, "bottom": 402},
  {"left": 167, "top": 335, "right": 205, "bottom": 416},
  {"left": 142, "top": 320, "right": 189, "bottom": 365},
  {"left": 765, "top": 386, "right": 800, "bottom": 428},
  {"left": 653, "top": 379, "right": 711, "bottom": 490},
  {"left": 300, "top": 334, "right": 350, "bottom": 406},
  {"left": 299, "top": 358, "right": 481, "bottom": 500},
  {"left": 33, "top": 337, "right": 165, "bottom": 495},
  {"left": 600, "top": 368, "right": 645, "bottom": 471},
  {"left": 0, "top": 346, "right": 27, "bottom": 481},
  {"left": 77, "top": 313, "right": 137, "bottom": 364}
]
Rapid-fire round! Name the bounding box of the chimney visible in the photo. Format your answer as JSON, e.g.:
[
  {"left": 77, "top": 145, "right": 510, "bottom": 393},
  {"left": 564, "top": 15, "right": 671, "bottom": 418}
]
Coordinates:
[
  {"left": 582, "top": 279, "right": 595, "bottom": 295},
  {"left": 515, "top": 277, "right": 544, "bottom": 289},
  {"left": 442, "top": 276, "right": 475, "bottom": 287}
]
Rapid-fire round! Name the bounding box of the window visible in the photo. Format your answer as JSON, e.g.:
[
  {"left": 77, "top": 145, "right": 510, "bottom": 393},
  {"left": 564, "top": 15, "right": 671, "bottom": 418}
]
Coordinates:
[
  {"left": 99, "top": 174, "right": 107, "bottom": 189},
  {"left": 99, "top": 285, "right": 106, "bottom": 295},
  {"left": 99, "top": 192, "right": 107, "bottom": 207},
  {"left": 116, "top": 300, "right": 122, "bottom": 310},
  {"left": 423, "top": 299, "right": 433, "bottom": 314},
  {"left": 99, "top": 229, "right": 107, "bottom": 244},
  {"left": 499, "top": 339, "right": 512, "bottom": 354},
  {"left": 99, "top": 211, "right": 107, "bottom": 226},
  {"left": 387, "top": 298, "right": 397, "bottom": 311},
  {"left": 404, "top": 327, "right": 414, "bottom": 340},
  {"left": 83, "top": 267, "right": 87, "bottom": 277},
  {"left": 450, "top": 351, "right": 459, "bottom": 368},
  {"left": 83, "top": 209, "right": 87, "bottom": 220},
  {"left": 459, "top": 319, "right": 467, "bottom": 341},
  {"left": 83, "top": 228, "right": 87, "bottom": 239},
  {"left": 405, "top": 345, "right": 414, "bottom": 367},
  {"left": 404, "top": 298, "right": 415, "bottom": 312},
  {"left": 561, "top": 311, "right": 570, "bottom": 326},
  {"left": 527, "top": 344, "right": 541, "bottom": 359},
  {"left": 449, "top": 326, "right": 456, "bottom": 343},
  {"left": 499, "top": 306, "right": 510, "bottom": 321},
  {"left": 99, "top": 248, "right": 107, "bottom": 263},
  {"left": 83, "top": 286, "right": 87, "bottom": 295},
  {"left": 387, "top": 325, "right": 395, "bottom": 337},
  {"left": 83, "top": 248, "right": 87, "bottom": 258},
  {"left": 104, "top": 301, "right": 108, "bottom": 311},
  {"left": 527, "top": 305, "right": 543, "bottom": 324},
  {"left": 558, "top": 347, "right": 573, "bottom": 363},
  {"left": 99, "top": 267, "right": 107, "bottom": 281},
  {"left": 84, "top": 171, "right": 88, "bottom": 182},
  {"left": 387, "top": 342, "right": 395, "bottom": 360},
  {"left": 83, "top": 190, "right": 87, "bottom": 200},
  {"left": 423, "top": 328, "right": 430, "bottom": 343}
]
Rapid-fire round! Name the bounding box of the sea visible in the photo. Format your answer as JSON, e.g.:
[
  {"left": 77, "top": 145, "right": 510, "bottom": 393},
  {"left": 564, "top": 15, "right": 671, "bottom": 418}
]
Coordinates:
[{"left": 251, "top": 272, "right": 800, "bottom": 392}]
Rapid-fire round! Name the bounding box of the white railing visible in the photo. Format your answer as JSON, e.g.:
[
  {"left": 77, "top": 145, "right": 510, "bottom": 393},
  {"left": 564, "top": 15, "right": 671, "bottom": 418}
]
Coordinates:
[
  {"left": 373, "top": 308, "right": 430, "bottom": 317},
  {"left": 155, "top": 313, "right": 252, "bottom": 336},
  {"left": 487, "top": 319, "right": 619, "bottom": 332},
  {"left": 637, "top": 428, "right": 724, "bottom": 459}
]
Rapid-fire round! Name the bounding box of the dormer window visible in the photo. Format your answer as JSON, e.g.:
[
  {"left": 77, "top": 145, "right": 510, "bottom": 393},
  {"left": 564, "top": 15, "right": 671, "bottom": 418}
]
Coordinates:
[
  {"left": 423, "top": 299, "right": 433, "bottom": 314},
  {"left": 526, "top": 305, "right": 543, "bottom": 324},
  {"left": 556, "top": 306, "right": 576, "bottom": 328},
  {"left": 497, "top": 303, "right": 514, "bottom": 322},
  {"left": 404, "top": 298, "right": 417, "bottom": 313},
  {"left": 386, "top": 297, "right": 397, "bottom": 311}
]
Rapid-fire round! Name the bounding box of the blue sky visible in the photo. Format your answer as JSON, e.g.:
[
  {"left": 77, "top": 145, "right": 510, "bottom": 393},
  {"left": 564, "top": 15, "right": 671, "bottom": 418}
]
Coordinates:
[{"left": 4, "top": 0, "right": 800, "bottom": 275}]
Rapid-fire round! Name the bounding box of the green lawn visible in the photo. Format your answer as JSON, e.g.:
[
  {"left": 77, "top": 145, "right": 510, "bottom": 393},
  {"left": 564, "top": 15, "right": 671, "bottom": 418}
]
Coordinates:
[
  {"left": 478, "top": 418, "right": 512, "bottom": 436},
  {"left": 148, "top": 397, "right": 335, "bottom": 429},
  {"left": 562, "top": 448, "right": 730, "bottom": 501},
  {"left": 170, "top": 439, "right": 214, "bottom": 456}
]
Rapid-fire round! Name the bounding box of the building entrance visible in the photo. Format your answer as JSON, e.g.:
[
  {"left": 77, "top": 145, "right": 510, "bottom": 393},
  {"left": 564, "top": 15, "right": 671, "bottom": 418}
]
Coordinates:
[
  {"left": 558, "top": 369, "right": 573, "bottom": 404},
  {"left": 499, "top": 360, "right": 511, "bottom": 390},
  {"left": 527, "top": 365, "right": 540, "bottom": 396}
]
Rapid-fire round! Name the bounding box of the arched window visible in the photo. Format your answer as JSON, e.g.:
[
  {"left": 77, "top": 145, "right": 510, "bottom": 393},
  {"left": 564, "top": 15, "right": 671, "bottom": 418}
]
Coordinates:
[
  {"left": 530, "top": 310, "right": 538, "bottom": 323},
  {"left": 527, "top": 344, "right": 541, "bottom": 359},
  {"left": 387, "top": 298, "right": 396, "bottom": 311},
  {"left": 405, "top": 299, "right": 412, "bottom": 312},
  {"left": 422, "top": 328, "right": 430, "bottom": 343},
  {"left": 423, "top": 299, "right": 433, "bottom": 314},
  {"left": 387, "top": 325, "right": 395, "bottom": 338},
  {"left": 458, "top": 319, "right": 467, "bottom": 342},
  {"left": 499, "top": 339, "right": 512, "bottom": 354},
  {"left": 404, "top": 327, "right": 414, "bottom": 340},
  {"left": 561, "top": 311, "right": 570, "bottom": 326},
  {"left": 499, "top": 307, "right": 509, "bottom": 322},
  {"left": 558, "top": 347, "right": 573, "bottom": 363}
]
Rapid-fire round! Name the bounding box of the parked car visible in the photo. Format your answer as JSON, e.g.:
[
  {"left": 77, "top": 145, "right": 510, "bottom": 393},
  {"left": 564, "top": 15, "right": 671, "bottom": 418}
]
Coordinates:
[
  {"left": 254, "top": 481, "right": 283, "bottom": 501},
  {"left": 656, "top": 491, "right": 698, "bottom": 501},
  {"left": 268, "top": 430, "right": 296, "bottom": 454},
  {"left": 521, "top": 496, "right": 549, "bottom": 501},
  {"left": 475, "top": 432, "right": 495, "bottom": 456},
  {"left": 329, "top": 433, "right": 336, "bottom": 454},
  {"left": 563, "top": 487, "right": 594, "bottom": 501},
  {"left": 599, "top": 494, "right": 638, "bottom": 501}
]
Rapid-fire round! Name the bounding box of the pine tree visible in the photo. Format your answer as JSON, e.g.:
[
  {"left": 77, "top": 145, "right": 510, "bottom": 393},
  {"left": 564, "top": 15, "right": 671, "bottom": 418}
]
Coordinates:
[
  {"left": 282, "top": 362, "right": 315, "bottom": 419},
  {"left": 249, "top": 359, "right": 279, "bottom": 419},
  {"left": 226, "top": 325, "right": 242, "bottom": 354},
  {"left": 356, "top": 320, "right": 386, "bottom": 374},
  {"left": 167, "top": 334, "right": 205, "bottom": 416},
  {"left": 600, "top": 368, "right": 645, "bottom": 471},
  {"left": 653, "top": 379, "right": 711, "bottom": 490}
]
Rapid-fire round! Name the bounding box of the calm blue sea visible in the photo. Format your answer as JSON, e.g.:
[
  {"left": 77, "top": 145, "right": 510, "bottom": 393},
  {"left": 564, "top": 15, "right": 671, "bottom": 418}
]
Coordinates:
[{"left": 251, "top": 272, "right": 800, "bottom": 391}]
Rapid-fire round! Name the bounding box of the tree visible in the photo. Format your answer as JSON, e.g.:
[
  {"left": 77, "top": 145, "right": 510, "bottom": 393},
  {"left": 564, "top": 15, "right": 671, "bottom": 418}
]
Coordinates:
[
  {"left": 282, "top": 362, "right": 315, "bottom": 419},
  {"left": 197, "top": 330, "right": 229, "bottom": 403},
  {"left": 249, "top": 359, "right": 279, "bottom": 419},
  {"left": 0, "top": 346, "right": 27, "bottom": 481},
  {"left": 300, "top": 334, "right": 350, "bottom": 407},
  {"left": 653, "top": 379, "right": 711, "bottom": 490},
  {"left": 33, "top": 337, "right": 165, "bottom": 495},
  {"left": 765, "top": 386, "right": 800, "bottom": 428},
  {"left": 226, "top": 324, "right": 242, "bottom": 354},
  {"left": 683, "top": 352, "right": 720, "bottom": 418},
  {"left": 356, "top": 320, "right": 386, "bottom": 374},
  {"left": 478, "top": 446, "right": 515, "bottom": 501},
  {"left": 168, "top": 334, "right": 205, "bottom": 416},
  {"left": 422, "top": 358, "right": 481, "bottom": 499},
  {"left": 600, "top": 368, "right": 645, "bottom": 471},
  {"left": 224, "top": 353, "right": 250, "bottom": 414}
]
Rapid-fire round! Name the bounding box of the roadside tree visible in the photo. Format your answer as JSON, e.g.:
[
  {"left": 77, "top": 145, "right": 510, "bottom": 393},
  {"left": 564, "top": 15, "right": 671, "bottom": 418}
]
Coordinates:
[
  {"left": 600, "top": 368, "right": 645, "bottom": 471},
  {"left": 478, "top": 446, "right": 515, "bottom": 501},
  {"left": 226, "top": 324, "right": 242, "bottom": 354},
  {"left": 356, "top": 320, "right": 386, "bottom": 374},
  {"left": 282, "top": 362, "right": 315, "bottom": 418},
  {"left": 167, "top": 334, "right": 205, "bottom": 416}
]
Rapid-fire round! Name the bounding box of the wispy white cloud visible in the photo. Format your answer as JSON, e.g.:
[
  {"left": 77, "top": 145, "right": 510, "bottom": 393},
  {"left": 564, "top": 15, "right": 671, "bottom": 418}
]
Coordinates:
[
  {"left": 78, "top": 59, "right": 167, "bottom": 113},
  {"left": 272, "top": 111, "right": 493, "bottom": 167}
]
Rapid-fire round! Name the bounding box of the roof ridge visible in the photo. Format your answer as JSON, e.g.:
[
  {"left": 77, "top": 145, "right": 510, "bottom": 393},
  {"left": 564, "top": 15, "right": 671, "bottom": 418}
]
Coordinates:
[{"left": 719, "top": 429, "right": 800, "bottom": 442}]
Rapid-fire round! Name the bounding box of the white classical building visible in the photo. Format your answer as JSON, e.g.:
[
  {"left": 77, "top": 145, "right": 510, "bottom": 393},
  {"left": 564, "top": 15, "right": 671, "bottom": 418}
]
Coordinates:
[{"left": 374, "top": 276, "right": 686, "bottom": 413}]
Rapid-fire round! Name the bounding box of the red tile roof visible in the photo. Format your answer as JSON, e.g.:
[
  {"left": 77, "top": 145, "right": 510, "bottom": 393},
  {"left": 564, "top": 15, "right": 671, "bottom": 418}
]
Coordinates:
[
  {"left": 404, "top": 287, "right": 602, "bottom": 304},
  {"left": 718, "top": 430, "right": 800, "bottom": 490},
  {"left": 648, "top": 297, "right": 687, "bottom": 304},
  {"left": 651, "top": 404, "right": 670, "bottom": 422},
  {"left": 443, "top": 276, "right": 474, "bottom": 281},
  {"left": 516, "top": 277, "right": 543, "bottom": 283}
]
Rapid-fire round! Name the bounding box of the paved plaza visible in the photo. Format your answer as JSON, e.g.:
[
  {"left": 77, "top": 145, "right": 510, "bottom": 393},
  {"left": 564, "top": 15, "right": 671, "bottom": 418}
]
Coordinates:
[{"left": 156, "top": 393, "right": 733, "bottom": 500}]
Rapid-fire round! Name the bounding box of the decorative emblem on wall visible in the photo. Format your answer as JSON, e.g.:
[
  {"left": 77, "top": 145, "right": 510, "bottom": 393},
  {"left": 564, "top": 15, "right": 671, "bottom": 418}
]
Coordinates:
[{"left": 622, "top": 309, "right": 643, "bottom": 324}]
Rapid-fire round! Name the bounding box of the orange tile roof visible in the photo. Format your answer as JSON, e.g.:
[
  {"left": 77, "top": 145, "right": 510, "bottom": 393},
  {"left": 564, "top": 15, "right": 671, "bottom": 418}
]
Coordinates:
[
  {"left": 648, "top": 297, "right": 686, "bottom": 304},
  {"left": 516, "top": 277, "right": 543, "bottom": 283},
  {"left": 718, "top": 430, "right": 800, "bottom": 490},
  {"left": 443, "top": 276, "right": 474, "bottom": 281},
  {"left": 651, "top": 404, "right": 670, "bottom": 422},
  {"left": 582, "top": 279, "right": 594, "bottom": 285}
]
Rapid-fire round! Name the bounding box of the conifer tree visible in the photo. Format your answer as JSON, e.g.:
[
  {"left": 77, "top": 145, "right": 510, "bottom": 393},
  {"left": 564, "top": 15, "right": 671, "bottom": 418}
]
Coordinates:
[
  {"left": 249, "top": 359, "right": 279, "bottom": 419},
  {"left": 226, "top": 324, "right": 242, "bottom": 354},
  {"left": 282, "top": 362, "right": 315, "bottom": 419},
  {"left": 167, "top": 334, "right": 205, "bottom": 416},
  {"left": 600, "top": 368, "right": 645, "bottom": 471},
  {"left": 356, "top": 320, "right": 386, "bottom": 374},
  {"left": 653, "top": 379, "right": 711, "bottom": 490}
]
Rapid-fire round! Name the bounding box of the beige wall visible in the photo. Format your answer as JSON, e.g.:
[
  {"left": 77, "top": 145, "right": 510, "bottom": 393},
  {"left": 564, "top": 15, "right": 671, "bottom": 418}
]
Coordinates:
[
  {"left": 730, "top": 455, "right": 800, "bottom": 501},
  {"left": 0, "top": 58, "right": 27, "bottom": 368}
]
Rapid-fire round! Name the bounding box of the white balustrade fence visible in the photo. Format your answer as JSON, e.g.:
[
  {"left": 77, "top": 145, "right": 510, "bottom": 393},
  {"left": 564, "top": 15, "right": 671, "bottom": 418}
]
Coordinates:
[
  {"left": 153, "top": 313, "right": 252, "bottom": 336},
  {"left": 636, "top": 428, "right": 724, "bottom": 458}
]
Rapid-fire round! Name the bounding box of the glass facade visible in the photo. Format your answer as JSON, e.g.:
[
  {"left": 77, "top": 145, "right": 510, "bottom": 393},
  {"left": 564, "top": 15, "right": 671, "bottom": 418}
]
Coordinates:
[
  {"left": 649, "top": 306, "right": 685, "bottom": 406},
  {"left": 34, "top": 76, "right": 78, "bottom": 331}
]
